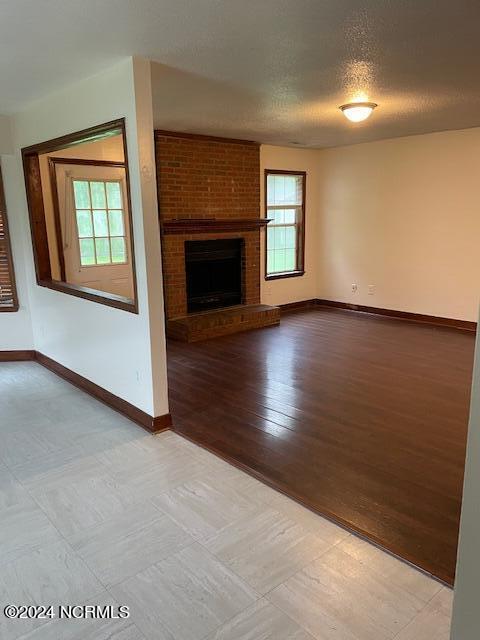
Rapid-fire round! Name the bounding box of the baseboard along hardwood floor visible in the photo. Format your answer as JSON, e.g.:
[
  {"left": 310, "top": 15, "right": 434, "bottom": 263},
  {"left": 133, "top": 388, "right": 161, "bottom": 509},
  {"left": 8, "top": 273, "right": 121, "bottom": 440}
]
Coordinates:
[{"left": 279, "top": 298, "right": 476, "bottom": 332}]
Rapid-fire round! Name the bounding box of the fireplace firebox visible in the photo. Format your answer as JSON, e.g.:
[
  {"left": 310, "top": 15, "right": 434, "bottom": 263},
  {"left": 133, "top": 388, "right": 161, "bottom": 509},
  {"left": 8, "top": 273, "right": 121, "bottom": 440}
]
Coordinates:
[{"left": 185, "top": 239, "right": 243, "bottom": 313}]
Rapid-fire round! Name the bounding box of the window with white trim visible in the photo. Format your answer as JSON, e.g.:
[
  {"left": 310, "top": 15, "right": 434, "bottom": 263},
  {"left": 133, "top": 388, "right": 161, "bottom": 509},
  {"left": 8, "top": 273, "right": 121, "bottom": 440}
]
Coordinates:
[{"left": 73, "top": 179, "right": 127, "bottom": 266}]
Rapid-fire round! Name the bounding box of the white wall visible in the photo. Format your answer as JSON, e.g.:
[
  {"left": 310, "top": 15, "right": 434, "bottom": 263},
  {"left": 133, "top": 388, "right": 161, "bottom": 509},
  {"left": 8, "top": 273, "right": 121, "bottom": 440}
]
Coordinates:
[
  {"left": 0, "top": 115, "right": 13, "bottom": 155},
  {"left": 3, "top": 57, "right": 168, "bottom": 416},
  {"left": 260, "top": 145, "right": 320, "bottom": 306},
  {"left": 450, "top": 308, "right": 480, "bottom": 639},
  {"left": 318, "top": 128, "right": 480, "bottom": 321},
  {"left": 130, "top": 57, "right": 169, "bottom": 416}
]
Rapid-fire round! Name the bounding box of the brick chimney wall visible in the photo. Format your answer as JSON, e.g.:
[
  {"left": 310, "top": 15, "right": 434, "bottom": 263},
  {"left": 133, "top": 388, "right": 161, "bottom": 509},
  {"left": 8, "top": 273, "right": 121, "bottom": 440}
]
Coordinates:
[{"left": 155, "top": 131, "right": 261, "bottom": 319}]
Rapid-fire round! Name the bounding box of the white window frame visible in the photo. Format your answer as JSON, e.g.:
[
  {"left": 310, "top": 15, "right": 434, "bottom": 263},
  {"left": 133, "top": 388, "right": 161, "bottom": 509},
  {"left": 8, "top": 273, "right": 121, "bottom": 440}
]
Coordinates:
[{"left": 72, "top": 178, "right": 128, "bottom": 267}]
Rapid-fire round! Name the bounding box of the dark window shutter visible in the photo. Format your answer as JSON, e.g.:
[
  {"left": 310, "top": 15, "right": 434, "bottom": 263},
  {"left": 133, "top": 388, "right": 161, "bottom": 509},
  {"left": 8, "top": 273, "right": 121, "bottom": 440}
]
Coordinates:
[{"left": 0, "top": 164, "right": 18, "bottom": 311}]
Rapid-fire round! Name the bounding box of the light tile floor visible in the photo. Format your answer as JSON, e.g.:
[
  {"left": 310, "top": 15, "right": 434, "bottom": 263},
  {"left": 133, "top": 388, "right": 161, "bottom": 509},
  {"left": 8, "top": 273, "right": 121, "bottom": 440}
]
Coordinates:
[{"left": 1, "top": 362, "right": 453, "bottom": 640}]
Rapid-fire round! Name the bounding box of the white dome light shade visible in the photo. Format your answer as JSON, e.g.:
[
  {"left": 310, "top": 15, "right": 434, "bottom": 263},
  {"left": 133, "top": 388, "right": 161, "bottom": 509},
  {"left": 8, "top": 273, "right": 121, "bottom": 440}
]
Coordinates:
[{"left": 339, "top": 102, "right": 378, "bottom": 123}]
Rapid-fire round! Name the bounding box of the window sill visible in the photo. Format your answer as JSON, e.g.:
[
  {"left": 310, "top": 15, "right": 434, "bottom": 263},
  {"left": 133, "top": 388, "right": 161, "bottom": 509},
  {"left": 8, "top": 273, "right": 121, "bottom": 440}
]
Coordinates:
[
  {"left": 265, "top": 270, "right": 305, "bottom": 281},
  {"left": 37, "top": 279, "right": 138, "bottom": 313}
]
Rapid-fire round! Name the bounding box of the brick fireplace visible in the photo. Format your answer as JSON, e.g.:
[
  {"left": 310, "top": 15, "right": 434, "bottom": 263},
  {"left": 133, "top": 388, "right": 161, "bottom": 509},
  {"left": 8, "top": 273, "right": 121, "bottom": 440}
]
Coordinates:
[{"left": 155, "top": 130, "right": 280, "bottom": 341}]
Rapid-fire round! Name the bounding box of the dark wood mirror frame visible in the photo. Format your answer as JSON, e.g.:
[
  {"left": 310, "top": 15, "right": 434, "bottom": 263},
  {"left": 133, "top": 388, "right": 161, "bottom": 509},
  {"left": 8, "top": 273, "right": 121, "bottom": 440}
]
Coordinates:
[{"left": 21, "top": 118, "right": 138, "bottom": 313}]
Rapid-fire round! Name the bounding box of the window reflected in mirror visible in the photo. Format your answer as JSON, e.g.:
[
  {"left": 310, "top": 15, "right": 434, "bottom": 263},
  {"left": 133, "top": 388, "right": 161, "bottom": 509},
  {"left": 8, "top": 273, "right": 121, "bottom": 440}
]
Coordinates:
[{"left": 22, "top": 120, "right": 137, "bottom": 312}]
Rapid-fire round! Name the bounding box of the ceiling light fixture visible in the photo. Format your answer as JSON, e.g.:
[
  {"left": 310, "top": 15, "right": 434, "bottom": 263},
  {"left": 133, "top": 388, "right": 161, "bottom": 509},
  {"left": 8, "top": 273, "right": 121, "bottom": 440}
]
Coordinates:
[{"left": 339, "top": 101, "right": 377, "bottom": 123}]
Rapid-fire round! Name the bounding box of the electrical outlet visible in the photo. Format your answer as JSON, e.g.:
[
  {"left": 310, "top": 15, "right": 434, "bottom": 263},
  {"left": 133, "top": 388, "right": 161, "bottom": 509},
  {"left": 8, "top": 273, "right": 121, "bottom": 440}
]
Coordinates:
[
  {"left": 368, "top": 284, "right": 375, "bottom": 295},
  {"left": 351, "top": 283, "right": 358, "bottom": 293}
]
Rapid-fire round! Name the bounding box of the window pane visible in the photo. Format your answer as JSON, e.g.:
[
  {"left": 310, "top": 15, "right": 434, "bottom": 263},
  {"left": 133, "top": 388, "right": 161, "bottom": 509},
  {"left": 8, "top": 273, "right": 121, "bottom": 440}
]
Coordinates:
[
  {"left": 267, "top": 250, "right": 275, "bottom": 274},
  {"left": 106, "top": 182, "right": 122, "bottom": 209},
  {"left": 285, "top": 176, "right": 303, "bottom": 205},
  {"left": 267, "top": 226, "right": 275, "bottom": 250},
  {"left": 285, "top": 226, "right": 296, "bottom": 249},
  {"left": 93, "top": 210, "right": 108, "bottom": 237},
  {"left": 108, "top": 210, "right": 124, "bottom": 236},
  {"left": 267, "top": 173, "right": 303, "bottom": 206},
  {"left": 76, "top": 210, "right": 93, "bottom": 238},
  {"left": 79, "top": 238, "right": 95, "bottom": 266},
  {"left": 111, "top": 237, "right": 126, "bottom": 263},
  {"left": 73, "top": 181, "right": 90, "bottom": 208},
  {"left": 294, "top": 177, "right": 303, "bottom": 205},
  {"left": 285, "top": 248, "right": 296, "bottom": 271},
  {"left": 284, "top": 209, "right": 296, "bottom": 225},
  {"left": 274, "top": 175, "right": 285, "bottom": 204},
  {"left": 274, "top": 226, "right": 286, "bottom": 249},
  {"left": 267, "top": 175, "right": 275, "bottom": 205},
  {"left": 90, "top": 181, "right": 106, "bottom": 208},
  {"left": 95, "top": 238, "right": 111, "bottom": 264},
  {"left": 284, "top": 177, "right": 297, "bottom": 204},
  {"left": 271, "top": 209, "right": 284, "bottom": 225},
  {"left": 273, "top": 249, "right": 286, "bottom": 272}
]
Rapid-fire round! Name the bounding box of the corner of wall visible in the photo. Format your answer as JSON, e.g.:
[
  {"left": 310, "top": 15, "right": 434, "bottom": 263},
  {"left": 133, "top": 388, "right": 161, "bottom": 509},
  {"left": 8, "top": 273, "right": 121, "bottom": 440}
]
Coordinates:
[
  {"left": 450, "top": 317, "right": 480, "bottom": 639},
  {"left": 131, "top": 56, "right": 170, "bottom": 417}
]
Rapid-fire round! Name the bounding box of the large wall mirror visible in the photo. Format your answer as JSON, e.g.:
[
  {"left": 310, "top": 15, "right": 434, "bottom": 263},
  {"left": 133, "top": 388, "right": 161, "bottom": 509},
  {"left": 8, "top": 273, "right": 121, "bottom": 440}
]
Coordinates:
[{"left": 22, "top": 119, "right": 138, "bottom": 312}]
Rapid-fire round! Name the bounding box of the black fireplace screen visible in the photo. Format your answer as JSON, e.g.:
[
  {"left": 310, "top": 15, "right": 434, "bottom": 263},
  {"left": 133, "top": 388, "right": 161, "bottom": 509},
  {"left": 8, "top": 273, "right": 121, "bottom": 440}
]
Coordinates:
[{"left": 185, "top": 239, "right": 243, "bottom": 313}]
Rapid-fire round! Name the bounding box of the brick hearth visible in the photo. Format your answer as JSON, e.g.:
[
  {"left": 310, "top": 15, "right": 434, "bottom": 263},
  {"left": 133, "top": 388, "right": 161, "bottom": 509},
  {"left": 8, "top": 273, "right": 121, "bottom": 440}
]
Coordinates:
[{"left": 167, "top": 304, "right": 280, "bottom": 342}]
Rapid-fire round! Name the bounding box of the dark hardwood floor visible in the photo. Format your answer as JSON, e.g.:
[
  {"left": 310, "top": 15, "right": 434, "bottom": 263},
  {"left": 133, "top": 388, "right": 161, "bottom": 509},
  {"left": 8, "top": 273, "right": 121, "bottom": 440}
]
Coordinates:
[{"left": 167, "top": 306, "right": 475, "bottom": 585}]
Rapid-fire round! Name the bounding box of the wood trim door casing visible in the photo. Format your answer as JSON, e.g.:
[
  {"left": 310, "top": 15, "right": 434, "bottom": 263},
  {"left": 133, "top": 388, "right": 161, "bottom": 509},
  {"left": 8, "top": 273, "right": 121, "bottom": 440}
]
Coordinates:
[
  {"left": 21, "top": 118, "right": 139, "bottom": 314},
  {"left": 48, "top": 158, "right": 126, "bottom": 168},
  {"left": 264, "top": 169, "right": 306, "bottom": 281},
  {"left": 48, "top": 157, "right": 129, "bottom": 283},
  {"left": 21, "top": 119, "right": 125, "bottom": 157},
  {"left": 47, "top": 157, "right": 67, "bottom": 282}
]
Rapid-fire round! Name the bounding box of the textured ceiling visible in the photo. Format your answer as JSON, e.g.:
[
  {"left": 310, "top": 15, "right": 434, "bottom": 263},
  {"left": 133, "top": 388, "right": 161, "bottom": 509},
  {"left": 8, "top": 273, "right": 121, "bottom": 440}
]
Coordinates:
[{"left": 1, "top": 0, "right": 479, "bottom": 147}]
